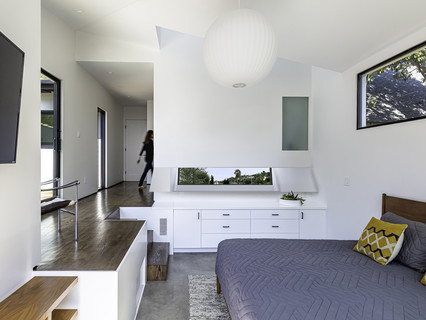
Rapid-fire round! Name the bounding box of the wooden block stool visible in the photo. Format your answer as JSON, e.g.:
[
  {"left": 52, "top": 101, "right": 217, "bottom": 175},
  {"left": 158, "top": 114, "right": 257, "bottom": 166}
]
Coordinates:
[{"left": 147, "top": 242, "right": 170, "bottom": 281}]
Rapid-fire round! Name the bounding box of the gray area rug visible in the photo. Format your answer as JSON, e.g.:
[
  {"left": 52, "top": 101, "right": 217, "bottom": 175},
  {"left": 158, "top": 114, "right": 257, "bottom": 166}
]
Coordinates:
[{"left": 188, "top": 274, "right": 229, "bottom": 320}]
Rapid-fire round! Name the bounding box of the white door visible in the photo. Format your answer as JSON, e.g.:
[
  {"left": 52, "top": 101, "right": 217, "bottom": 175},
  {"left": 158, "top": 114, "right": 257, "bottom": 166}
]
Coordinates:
[{"left": 125, "top": 119, "right": 146, "bottom": 181}]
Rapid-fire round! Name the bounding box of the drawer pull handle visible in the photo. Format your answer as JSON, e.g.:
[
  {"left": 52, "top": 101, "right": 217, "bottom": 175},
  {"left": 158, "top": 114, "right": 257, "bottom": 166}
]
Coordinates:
[
  {"left": 272, "top": 225, "right": 279, "bottom": 228},
  {"left": 223, "top": 213, "right": 230, "bottom": 216},
  {"left": 272, "top": 214, "right": 279, "bottom": 216},
  {"left": 223, "top": 226, "right": 230, "bottom": 228}
]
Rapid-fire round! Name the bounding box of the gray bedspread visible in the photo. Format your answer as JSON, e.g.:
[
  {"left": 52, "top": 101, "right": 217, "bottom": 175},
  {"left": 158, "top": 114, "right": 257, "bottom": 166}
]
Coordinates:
[{"left": 215, "top": 239, "right": 426, "bottom": 320}]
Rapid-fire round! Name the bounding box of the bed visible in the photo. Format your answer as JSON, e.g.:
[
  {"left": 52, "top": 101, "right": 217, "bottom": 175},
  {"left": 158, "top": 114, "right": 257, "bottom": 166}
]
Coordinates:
[{"left": 215, "top": 194, "right": 426, "bottom": 320}]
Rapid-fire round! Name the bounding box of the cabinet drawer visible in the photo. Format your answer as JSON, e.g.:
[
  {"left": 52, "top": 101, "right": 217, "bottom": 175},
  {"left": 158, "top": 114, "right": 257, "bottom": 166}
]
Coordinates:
[
  {"left": 251, "top": 219, "right": 299, "bottom": 234},
  {"left": 251, "top": 209, "right": 299, "bottom": 219},
  {"left": 202, "top": 220, "right": 250, "bottom": 234},
  {"left": 202, "top": 234, "right": 250, "bottom": 248},
  {"left": 202, "top": 209, "right": 250, "bottom": 220}
]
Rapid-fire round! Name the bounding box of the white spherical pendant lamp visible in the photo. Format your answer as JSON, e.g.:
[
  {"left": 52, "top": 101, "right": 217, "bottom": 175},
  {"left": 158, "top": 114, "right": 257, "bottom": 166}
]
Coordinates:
[{"left": 203, "top": 9, "right": 277, "bottom": 88}]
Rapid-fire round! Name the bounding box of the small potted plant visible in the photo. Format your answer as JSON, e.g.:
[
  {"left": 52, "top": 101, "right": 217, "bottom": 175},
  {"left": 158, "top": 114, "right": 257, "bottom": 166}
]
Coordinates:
[{"left": 280, "top": 191, "right": 305, "bottom": 206}]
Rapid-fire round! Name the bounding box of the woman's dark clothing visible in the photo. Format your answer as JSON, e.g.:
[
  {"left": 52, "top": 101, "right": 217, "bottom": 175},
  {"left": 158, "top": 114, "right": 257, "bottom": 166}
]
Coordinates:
[
  {"left": 138, "top": 162, "right": 153, "bottom": 187},
  {"left": 138, "top": 140, "right": 154, "bottom": 187},
  {"left": 140, "top": 140, "right": 154, "bottom": 162}
]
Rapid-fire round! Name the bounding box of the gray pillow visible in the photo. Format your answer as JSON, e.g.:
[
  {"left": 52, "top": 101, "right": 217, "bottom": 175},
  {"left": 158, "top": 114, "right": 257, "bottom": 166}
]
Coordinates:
[{"left": 381, "top": 212, "right": 426, "bottom": 271}]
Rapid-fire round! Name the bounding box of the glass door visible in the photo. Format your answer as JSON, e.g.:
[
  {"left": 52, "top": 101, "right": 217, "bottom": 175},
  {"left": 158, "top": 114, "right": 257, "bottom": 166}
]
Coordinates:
[{"left": 41, "top": 70, "right": 61, "bottom": 198}]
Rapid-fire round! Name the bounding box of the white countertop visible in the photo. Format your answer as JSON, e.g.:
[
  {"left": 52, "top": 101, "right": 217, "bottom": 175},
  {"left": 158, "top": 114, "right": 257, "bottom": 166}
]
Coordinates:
[{"left": 153, "top": 201, "right": 327, "bottom": 210}]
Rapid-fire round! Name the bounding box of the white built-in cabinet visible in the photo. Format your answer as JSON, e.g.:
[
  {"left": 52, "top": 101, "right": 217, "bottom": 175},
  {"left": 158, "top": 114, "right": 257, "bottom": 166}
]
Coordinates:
[
  {"left": 173, "top": 205, "right": 326, "bottom": 251},
  {"left": 202, "top": 210, "right": 251, "bottom": 248},
  {"left": 174, "top": 210, "right": 201, "bottom": 248},
  {"left": 299, "top": 209, "right": 326, "bottom": 239},
  {"left": 251, "top": 209, "right": 300, "bottom": 239}
]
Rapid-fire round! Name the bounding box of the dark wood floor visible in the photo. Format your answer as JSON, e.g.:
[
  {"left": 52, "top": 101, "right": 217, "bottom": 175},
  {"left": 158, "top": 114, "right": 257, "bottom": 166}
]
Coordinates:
[{"left": 37, "top": 182, "right": 154, "bottom": 271}]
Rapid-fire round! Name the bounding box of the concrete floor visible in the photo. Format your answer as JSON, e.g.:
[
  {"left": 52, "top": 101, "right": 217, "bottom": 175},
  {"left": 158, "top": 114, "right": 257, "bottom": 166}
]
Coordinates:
[{"left": 136, "top": 253, "right": 217, "bottom": 320}]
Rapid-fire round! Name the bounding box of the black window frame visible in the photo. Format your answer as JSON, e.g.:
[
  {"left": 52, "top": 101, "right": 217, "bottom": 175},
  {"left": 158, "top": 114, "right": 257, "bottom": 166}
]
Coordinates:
[{"left": 357, "top": 41, "right": 426, "bottom": 130}]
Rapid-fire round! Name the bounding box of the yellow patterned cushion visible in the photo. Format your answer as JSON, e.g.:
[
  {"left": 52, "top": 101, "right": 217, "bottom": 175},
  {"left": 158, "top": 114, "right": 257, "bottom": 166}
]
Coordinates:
[
  {"left": 422, "top": 273, "right": 426, "bottom": 285},
  {"left": 353, "top": 217, "right": 407, "bottom": 265}
]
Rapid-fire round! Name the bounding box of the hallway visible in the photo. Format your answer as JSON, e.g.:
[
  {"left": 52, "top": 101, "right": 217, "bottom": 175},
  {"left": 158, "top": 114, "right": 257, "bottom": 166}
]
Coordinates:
[{"left": 39, "top": 181, "right": 154, "bottom": 270}]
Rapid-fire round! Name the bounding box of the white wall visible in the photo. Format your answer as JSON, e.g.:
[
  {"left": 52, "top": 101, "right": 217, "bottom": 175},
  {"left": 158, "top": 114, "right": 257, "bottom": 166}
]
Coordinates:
[
  {"left": 123, "top": 106, "right": 147, "bottom": 120},
  {"left": 41, "top": 8, "right": 124, "bottom": 197},
  {"left": 154, "top": 30, "right": 312, "bottom": 168},
  {"left": 154, "top": 30, "right": 316, "bottom": 203},
  {"left": 147, "top": 100, "right": 154, "bottom": 130},
  {"left": 153, "top": 29, "right": 318, "bottom": 204},
  {"left": 123, "top": 106, "right": 147, "bottom": 181},
  {"left": 0, "top": 0, "right": 41, "bottom": 301},
  {"left": 105, "top": 102, "right": 124, "bottom": 187},
  {"left": 312, "top": 27, "right": 426, "bottom": 239}
]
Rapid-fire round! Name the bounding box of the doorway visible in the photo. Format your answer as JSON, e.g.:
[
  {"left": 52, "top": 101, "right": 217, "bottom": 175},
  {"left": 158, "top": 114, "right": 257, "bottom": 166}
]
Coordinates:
[
  {"left": 41, "top": 70, "right": 60, "bottom": 192},
  {"left": 125, "top": 119, "right": 147, "bottom": 181},
  {"left": 98, "top": 108, "right": 106, "bottom": 190}
]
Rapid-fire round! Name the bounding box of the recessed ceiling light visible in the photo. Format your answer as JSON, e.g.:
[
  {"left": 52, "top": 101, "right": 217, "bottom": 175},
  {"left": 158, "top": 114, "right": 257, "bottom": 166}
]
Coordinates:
[{"left": 73, "top": 9, "right": 84, "bottom": 14}]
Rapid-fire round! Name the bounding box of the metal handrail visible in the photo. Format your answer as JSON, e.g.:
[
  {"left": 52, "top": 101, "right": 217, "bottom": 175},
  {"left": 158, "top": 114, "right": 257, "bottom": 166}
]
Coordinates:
[
  {"left": 40, "top": 178, "right": 80, "bottom": 241},
  {"left": 41, "top": 180, "right": 80, "bottom": 192},
  {"left": 40, "top": 177, "right": 60, "bottom": 186}
]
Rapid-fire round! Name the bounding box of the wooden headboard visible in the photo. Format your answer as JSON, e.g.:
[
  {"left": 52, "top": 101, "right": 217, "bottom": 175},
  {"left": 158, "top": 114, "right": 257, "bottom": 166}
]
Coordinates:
[{"left": 382, "top": 193, "right": 426, "bottom": 224}]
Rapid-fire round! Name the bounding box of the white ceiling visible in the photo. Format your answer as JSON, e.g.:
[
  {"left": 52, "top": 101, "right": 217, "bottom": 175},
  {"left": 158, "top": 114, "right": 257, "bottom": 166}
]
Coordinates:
[
  {"left": 77, "top": 61, "right": 154, "bottom": 106},
  {"left": 41, "top": 0, "right": 426, "bottom": 106}
]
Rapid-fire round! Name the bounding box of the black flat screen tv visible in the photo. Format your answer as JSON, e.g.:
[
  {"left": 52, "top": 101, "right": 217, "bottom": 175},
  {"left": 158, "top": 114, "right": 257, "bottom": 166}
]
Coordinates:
[{"left": 0, "top": 31, "right": 25, "bottom": 163}]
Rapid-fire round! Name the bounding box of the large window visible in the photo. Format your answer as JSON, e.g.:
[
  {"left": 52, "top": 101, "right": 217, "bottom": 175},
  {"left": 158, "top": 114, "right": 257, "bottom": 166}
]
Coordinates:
[
  {"left": 175, "top": 168, "right": 274, "bottom": 192},
  {"left": 357, "top": 41, "right": 426, "bottom": 129},
  {"left": 178, "top": 168, "right": 272, "bottom": 185}
]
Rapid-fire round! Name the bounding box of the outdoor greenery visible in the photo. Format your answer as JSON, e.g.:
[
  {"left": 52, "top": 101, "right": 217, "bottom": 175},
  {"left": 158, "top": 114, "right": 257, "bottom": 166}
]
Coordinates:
[
  {"left": 41, "top": 114, "right": 54, "bottom": 128},
  {"left": 367, "top": 47, "right": 426, "bottom": 84},
  {"left": 234, "top": 169, "right": 241, "bottom": 184},
  {"left": 178, "top": 168, "right": 271, "bottom": 185},
  {"left": 366, "top": 46, "right": 426, "bottom": 110},
  {"left": 178, "top": 168, "right": 210, "bottom": 185}
]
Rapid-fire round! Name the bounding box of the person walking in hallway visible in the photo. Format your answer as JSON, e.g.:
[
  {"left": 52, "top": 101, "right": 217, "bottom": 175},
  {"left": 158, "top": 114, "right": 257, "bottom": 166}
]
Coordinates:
[{"left": 137, "top": 130, "right": 154, "bottom": 189}]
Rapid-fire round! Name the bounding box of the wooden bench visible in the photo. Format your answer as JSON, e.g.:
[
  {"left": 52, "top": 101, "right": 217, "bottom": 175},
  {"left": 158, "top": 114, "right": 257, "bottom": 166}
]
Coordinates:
[
  {"left": 147, "top": 230, "right": 170, "bottom": 281},
  {"left": 0, "top": 276, "right": 78, "bottom": 320}
]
